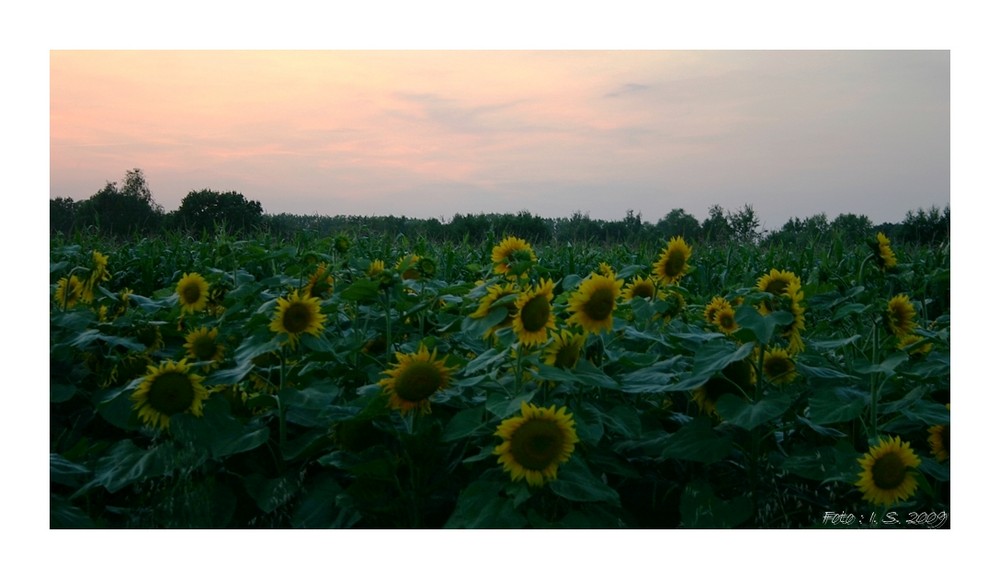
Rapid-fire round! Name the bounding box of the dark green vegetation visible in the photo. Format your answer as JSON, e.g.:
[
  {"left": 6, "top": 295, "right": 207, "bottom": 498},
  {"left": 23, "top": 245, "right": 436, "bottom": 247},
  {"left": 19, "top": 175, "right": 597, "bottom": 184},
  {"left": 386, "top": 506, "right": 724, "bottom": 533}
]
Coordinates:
[{"left": 50, "top": 170, "right": 949, "bottom": 528}]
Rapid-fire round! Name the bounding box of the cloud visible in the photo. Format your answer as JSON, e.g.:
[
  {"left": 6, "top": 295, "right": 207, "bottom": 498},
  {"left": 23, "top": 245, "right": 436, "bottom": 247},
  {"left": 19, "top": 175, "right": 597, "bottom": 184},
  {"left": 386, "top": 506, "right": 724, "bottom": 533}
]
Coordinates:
[{"left": 605, "top": 82, "right": 651, "bottom": 98}]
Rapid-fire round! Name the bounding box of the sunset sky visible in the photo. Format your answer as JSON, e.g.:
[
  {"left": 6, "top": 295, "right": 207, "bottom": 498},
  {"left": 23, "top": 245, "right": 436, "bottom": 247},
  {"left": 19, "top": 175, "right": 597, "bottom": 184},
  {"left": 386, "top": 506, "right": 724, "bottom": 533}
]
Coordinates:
[{"left": 50, "top": 50, "right": 949, "bottom": 229}]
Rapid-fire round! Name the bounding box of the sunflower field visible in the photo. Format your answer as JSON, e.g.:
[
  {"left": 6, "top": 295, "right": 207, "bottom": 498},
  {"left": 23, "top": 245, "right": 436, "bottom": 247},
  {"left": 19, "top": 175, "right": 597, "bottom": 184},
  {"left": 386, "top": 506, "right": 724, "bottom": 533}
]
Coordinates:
[{"left": 50, "top": 226, "right": 950, "bottom": 528}]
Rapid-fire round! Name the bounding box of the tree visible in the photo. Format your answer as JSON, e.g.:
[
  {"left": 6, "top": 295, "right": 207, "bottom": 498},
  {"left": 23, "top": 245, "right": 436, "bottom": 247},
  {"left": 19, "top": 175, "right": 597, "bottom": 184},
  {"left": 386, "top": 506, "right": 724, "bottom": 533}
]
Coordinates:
[
  {"left": 174, "top": 189, "right": 264, "bottom": 234},
  {"left": 656, "top": 208, "right": 702, "bottom": 240},
  {"left": 764, "top": 213, "right": 829, "bottom": 247},
  {"left": 50, "top": 197, "right": 79, "bottom": 235},
  {"left": 702, "top": 204, "right": 733, "bottom": 243},
  {"left": 830, "top": 213, "right": 874, "bottom": 243},
  {"left": 77, "top": 168, "right": 163, "bottom": 235},
  {"left": 726, "top": 204, "right": 761, "bottom": 245}
]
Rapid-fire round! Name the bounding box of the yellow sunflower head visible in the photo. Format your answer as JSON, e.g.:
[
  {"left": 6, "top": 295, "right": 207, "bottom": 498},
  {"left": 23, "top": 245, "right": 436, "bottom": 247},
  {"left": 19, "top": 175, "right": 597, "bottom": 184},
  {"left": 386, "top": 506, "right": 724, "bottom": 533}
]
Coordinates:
[
  {"left": 855, "top": 436, "right": 922, "bottom": 507},
  {"left": 379, "top": 343, "right": 455, "bottom": 415},
  {"left": 304, "top": 262, "right": 334, "bottom": 299},
  {"left": 597, "top": 262, "right": 616, "bottom": 278},
  {"left": 755, "top": 269, "right": 800, "bottom": 312},
  {"left": 886, "top": 294, "right": 917, "bottom": 338},
  {"left": 703, "top": 296, "right": 729, "bottom": 324},
  {"left": 54, "top": 275, "right": 84, "bottom": 309},
  {"left": 927, "top": 424, "right": 949, "bottom": 462},
  {"left": 183, "top": 326, "right": 225, "bottom": 367},
  {"left": 567, "top": 273, "right": 623, "bottom": 334},
  {"left": 653, "top": 236, "right": 692, "bottom": 285},
  {"left": 269, "top": 290, "right": 327, "bottom": 346},
  {"left": 131, "top": 359, "right": 209, "bottom": 430},
  {"left": 623, "top": 275, "right": 661, "bottom": 301},
  {"left": 713, "top": 303, "right": 739, "bottom": 335},
  {"left": 874, "top": 232, "right": 898, "bottom": 270},
  {"left": 82, "top": 250, "right": 111, "bottom": 303},
  {"left": 494, "top": 401, "right": 580, "bottom": 487},
  {"left": 692, "top": 358, "right": 756, "bottom": 417},
  {"left": 176, "top": 272, "right": 210, "bottom": 315},
  {"left": 511, "top": 279, "right": 556, "bottom": 347},
  {"left": 543, "top": 329, "right": 586, "bottom": 370},
  {"left": 491, "top": 236, "right": 537, "bottom": 278},
  {"left": 659, "top": 288, "right": 687, "bottom": 322},
  {"left": 762, "top": 347, "right": 797, "bottom": 384}
]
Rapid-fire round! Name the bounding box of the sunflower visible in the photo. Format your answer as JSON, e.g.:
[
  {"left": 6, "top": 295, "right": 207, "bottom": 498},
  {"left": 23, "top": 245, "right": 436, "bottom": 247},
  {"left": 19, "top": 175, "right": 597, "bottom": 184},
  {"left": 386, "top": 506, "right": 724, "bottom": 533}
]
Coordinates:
[
  {"left": 874, "top": 232, "right": 898, "bottom": 270},
  {"left": 396, "top": 254, "right": 423, "bottom": 280},
  {"left": 304, "top": 262, "right": 334, "bottom": 299},
  {"left": 927, "top": 424, "right": 949, "bottom": 462},
  {"left": 543, "top": 329, "right": 586, "bottom": 370},
  {"left": 886, "top": 294, "right": 917, "bottom": 338},
  {"left": 176, "top": 272, "right": 210, "bottom": 315},
  {"left": 567, "top": 274, "right": 623, "bottom": 334},
  {"left": 713, "top": 302, "right": 739, "bottom": 335},
  {"left": 183, "top": 326, "right": 226, "bottom": 367},
  {"left": 659, "top": 288, "right": 687, "bottom": 322},
  {"left": 762, "top": 347, "right": 797, "bottom": 384},
  {"left": 131, "top": 359, "right": 209, "bottom": 430},
  {"left": 270, "top": 290, "right": 327, "bottom": 346},
  {"left": 494, "top": 401, "right": 580, "bottom": 487},
  {"left": 512, "top": 279, "right": 557, "bottom": 347},
  {"left": 692, "top": 359, "right": 755, "bottom": 417},
  {"left": 755, "top": 269, "right": 799, "bottom": 313},
  {"left": 470, "top": 283, "right": 520, "bottom": 337},
  {"left": 755, "top": 270, "right": 806, "bottom": 354},
  {"left": 623, "top": 275, "right": 662, "bottom": 301},
  {"left": 653, "top": 236, "right": 692, "bottom": 285},
  {"left": 597, "top": 262, "right": 616, "bottom": 278},
  {"left": 54, "top": 275, "right": 84, "bottom": 309},
  {"left": 703, "top": 296, "right": 730, "bottom": 324},
  {"left": 82, "top": 250, "right": 111, "bottom": 303},
  {"left": 368, "top": 259, "right": 386, "bottom": 278},
  {"left": 491, "top": 236, "right": 537, "bottom": 278},
  {"left": 379, "top": 343, "right": 455, "bottom": 415},
  {"left": 855, "top": 436, "right": 922, "bottom": 507},
  {"left": 333, "top": 234, "right": 352, "bottom": 254}
]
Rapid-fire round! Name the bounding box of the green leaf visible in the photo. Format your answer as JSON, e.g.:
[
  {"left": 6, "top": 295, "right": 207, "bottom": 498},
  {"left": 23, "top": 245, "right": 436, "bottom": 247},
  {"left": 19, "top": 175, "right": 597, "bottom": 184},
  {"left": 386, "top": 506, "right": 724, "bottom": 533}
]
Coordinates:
[
  {"left": 660, "top": 417, "right": 731, "bottom": 463},
  {"left": 919, "top": 457, "right": 950, "bottom": 482},
  {"left": 89, "top": 440, "right": 174, "bottom": 494},
  {"left": 807, "top": 387, "right": 868, "bottom": 424},
  {"left": 485, "top": 391, "right": 535, "bottom": 419},
  {"left": 808, "top": 335, "right": 861, "bottom": 351},
  {"left": 796, "top": 362, "right": 855, "bottom": 381},
  {"left": 51, "top": 381, "right": 76, "bottom": 403},
  {"left": 716, "top": 391, "right": 795, "bottom": 430},
  {"left": 855, "top": 350, "right": 908, "bottom": 377},
  {"left": 548, "top": 455, "right": 621, "bottom": 505},
  {"left": 603, "top": 404, "right": 643, "bottom": 438},
  {"left": 50, "top": 453, "right": 91, "bottom": 487},
  {"left": 244, "top": 472, "right": 301, "bottom": 514},
  {"left": 445, "top": 481, "right": 526, "bottom": 529},
  {"left": 291, "top": 472, "right": 347, "bottom": 529},
  {"left": 340, "top": 279, "right": 380, "bottom": 302},
  {"left": 734, "top": 305, "right": 793, "bottom": 345},
  {"left": 170, "top": 397, "right": 270, "bottom": 459},
  {"left": 832, "top": 303, "right": 870, "bottom": 321},
  {"left": 442, "top": 406, "right": 487, "bottom": 442},
  {"left": 777, "top": 441, "right": 861, "bottom": 484}
]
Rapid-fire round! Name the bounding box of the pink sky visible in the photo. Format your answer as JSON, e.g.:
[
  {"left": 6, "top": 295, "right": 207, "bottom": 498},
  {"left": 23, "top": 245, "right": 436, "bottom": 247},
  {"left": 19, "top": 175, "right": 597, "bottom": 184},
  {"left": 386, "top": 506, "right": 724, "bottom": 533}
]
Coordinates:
[{"left": 50, "top": 50, "right": 949, "bottom": 228}]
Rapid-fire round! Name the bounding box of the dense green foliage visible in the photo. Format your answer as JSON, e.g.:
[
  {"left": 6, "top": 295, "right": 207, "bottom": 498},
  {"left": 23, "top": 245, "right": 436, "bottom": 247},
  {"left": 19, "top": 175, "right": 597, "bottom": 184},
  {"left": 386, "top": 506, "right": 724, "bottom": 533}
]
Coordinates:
[{"left": 50, "top": 216, "right": 949, "bottom": 528}]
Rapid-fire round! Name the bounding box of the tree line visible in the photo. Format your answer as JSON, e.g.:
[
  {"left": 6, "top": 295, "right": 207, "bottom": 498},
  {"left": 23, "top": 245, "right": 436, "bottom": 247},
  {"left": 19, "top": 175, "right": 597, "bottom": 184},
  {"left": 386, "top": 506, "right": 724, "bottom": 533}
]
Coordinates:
[{"left": 50, "top": 169, "right": 950, "bottom": 246}]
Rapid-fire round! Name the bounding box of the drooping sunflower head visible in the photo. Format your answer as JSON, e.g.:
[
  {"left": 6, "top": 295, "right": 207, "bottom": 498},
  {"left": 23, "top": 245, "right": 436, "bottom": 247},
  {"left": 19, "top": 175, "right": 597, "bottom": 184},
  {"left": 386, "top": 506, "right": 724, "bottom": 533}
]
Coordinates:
[
  {"left": 83, "top": 250, "right": 111, "bottom": 303},
  {"left": 333, "top": 234, "right": 352, "bottom": 254},
  {"left": 755, "top": 269, "right": 800, "bottom": 313},
  {"left": 304, "top": 262, "right": 334, "bottom": 299},
  {"left": 396, "top": 254, "right": 423, "bottom": 280},
  {"left": 491, "top": 236, "right": 537, "bottom": 277},
  {"left": 494, "top": 401, "right": 580, "bottom": 487},
  {"left": 623, "top": 275, "right": 661, "bottom": 301},
  {"left": 567, "top": 273, "right": 623, "bottom": 334},
  {"left": 874, "top": 232, "right": 898, "bottom": 270},
  {"left": 379, "top": 343, "right": 455, "bottom": 415},
  {"left": 692, "top": 358, "right": 756, "bottom": 417},
  {"left": 54, "top": 275, "right": 84, "bottom": 309},
  {"left": 660, "top": 288, "right": 687, "bottom": 322},
  {"left": 597, "top": 262, "right": 616, "bottom": 278},
  {"left": 855, "top": 436, "right": 922, "bottom": 507},
  {"left": 368, "top": 259, "right": 386, "bottom": 278},
  {"left": 512, "top": 279, "right": 556, "bottom": 347},
  {"left": 762, "top": 347, "right": 797, "bottom": 384},
  {"left": 886, "top": 294, "right": 917, "bottom": 338},
  {"left": 183, "top": 326, "right": 225, "bottom": 367},
  {"left": 543, "top": 329, "right": 586, "bottom": 370},
  {"left": 470, "top": 283, "right": 520, "bottom": 337},
  {"left": 131, "top": 359, "right": 209, "bottom": 430},
  {"left": 269, "top": 290, "right": 327, "bottom": 346},
  {"left": 176, "top": 272, "right": 210, "bottom": 315},
  {"left": 897, "top": 333, "right": 933, "bottom": 357},
  {"left": 653, "top": 236, "right": 692, "bottom": 284}
]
